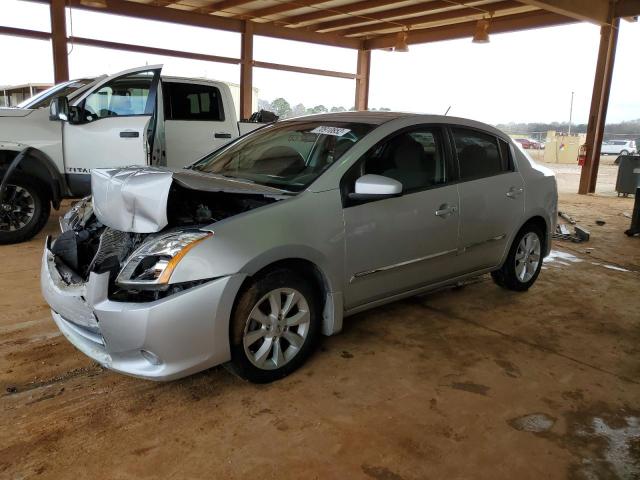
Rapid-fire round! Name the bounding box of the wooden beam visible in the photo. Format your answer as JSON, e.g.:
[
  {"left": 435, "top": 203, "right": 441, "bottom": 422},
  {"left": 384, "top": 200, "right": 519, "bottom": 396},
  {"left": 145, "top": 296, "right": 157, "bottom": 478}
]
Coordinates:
[
  {"left": 236, "top": 0, "right": 330, "bottom": 20},
  {"left": 364, "top": 10, "right": 575, "bottom": 49},
  {"left": 355, "top": 49, "right": 370, "bottom": 111},
  {"left": 50, "top": 0, "right": 69, "bottom": 83},
  {"left": 240, "top": 21, "right": 253, "bottom": 120},
  {"left": 281, "top": 0, "right": 412, "bottom": 26},
  {"left": 310, "top": 1, "right": 453, "bottom": 32},
  {"left": 192, "top": 0, "right": 259, "bottom": 15},
  {"left": 64, "top": 0, "right": 360, "bottom": 48},
  {"left": 517, "top": 0, "right": 610, "bottom": 24},
  {"left": 0, "top": 25, "right": 52, "bottom": 41},
  {"left": 252, "top": 61, "right": 357, "bottom": 79},
  {"left": 339, "top": 0, "right": 522, "bottom": 36},
  {"left": 615, "top": 0, "right": 640, "bottom": 17},
  {"left": 578, "top": 18, "right": 620, "bottom": 194},
  {"left": 69, "top": 36, "right": 241, "bottom": 64}
]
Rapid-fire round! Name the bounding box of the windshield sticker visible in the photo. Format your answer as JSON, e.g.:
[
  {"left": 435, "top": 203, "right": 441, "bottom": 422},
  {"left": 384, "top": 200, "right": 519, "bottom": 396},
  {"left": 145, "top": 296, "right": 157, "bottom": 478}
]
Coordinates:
[{"left": 311, "top": 126, "right": 351, "bottom": 137}]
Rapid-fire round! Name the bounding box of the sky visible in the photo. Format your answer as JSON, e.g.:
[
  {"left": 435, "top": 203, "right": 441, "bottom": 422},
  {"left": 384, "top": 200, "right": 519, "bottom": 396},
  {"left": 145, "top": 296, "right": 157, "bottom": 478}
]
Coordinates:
[{"left": 1, "top": 0, "right": 639, "bottom": 125}]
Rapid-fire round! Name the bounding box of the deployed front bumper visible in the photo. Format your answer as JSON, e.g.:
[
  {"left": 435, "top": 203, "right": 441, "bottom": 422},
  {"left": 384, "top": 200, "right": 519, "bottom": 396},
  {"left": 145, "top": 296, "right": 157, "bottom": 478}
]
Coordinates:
[{"left": 41, "top": 241, "right": 245, "bottom": 381}]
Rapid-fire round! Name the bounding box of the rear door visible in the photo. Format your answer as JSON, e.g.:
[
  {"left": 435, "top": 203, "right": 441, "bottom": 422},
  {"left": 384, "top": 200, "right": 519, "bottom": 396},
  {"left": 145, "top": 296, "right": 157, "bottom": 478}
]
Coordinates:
[
  {"left": 163, "top": 80, "right": 236, "bottom": 169},
  {"left": 450, "top": 126, "right": 524, "bottom": 272},
  {"left": 63, "top": 65, "right": 162, "bottom": 193}
]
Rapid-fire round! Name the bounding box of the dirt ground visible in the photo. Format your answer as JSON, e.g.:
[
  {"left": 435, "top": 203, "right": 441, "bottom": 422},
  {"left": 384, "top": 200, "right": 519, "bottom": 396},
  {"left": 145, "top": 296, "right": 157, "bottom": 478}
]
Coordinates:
[{"left": 1, "top": 164, "right": 639, "bottom": 479}]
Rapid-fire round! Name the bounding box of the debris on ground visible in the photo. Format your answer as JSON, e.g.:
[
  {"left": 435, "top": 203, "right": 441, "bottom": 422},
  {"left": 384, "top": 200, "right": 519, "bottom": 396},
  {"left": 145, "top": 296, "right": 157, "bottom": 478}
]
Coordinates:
[
  {"left": 558, "top": 211, "right": 577, "bottom": 225},
  {"left": 595, "top": 219, "right": 606, "bottom": 226}
]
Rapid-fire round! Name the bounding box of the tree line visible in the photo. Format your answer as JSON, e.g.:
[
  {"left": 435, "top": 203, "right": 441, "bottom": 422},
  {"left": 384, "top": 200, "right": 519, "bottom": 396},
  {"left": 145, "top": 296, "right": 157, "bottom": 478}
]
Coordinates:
[
  {"left": 258, "top": 97, "right": 390, "bottom": 119},
  {"left": 495, "top": 118, "right": 640, "bottom": 137}
]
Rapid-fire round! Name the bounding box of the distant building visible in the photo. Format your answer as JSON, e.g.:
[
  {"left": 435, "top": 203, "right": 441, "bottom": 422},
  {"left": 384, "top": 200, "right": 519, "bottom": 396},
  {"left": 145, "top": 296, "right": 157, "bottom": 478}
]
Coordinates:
[{"left": 0, "top": 83, "right": 52, "bottom": 107}]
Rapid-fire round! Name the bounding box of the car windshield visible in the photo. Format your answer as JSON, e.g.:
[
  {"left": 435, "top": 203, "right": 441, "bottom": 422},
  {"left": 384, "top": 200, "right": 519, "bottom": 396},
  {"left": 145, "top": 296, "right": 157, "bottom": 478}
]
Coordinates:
[
  {"left": 191, "top": 120, "right": 375, "bottom": 192},
  {"left": 17, "top": 79, "right": 94, "bottom": 109}
]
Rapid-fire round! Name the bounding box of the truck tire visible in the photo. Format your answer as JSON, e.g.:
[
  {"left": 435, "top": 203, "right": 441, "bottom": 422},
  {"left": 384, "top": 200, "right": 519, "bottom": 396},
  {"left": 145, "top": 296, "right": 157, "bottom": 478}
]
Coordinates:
[{"left": 0, "top": 173, "right": 51, "bottom": 245}]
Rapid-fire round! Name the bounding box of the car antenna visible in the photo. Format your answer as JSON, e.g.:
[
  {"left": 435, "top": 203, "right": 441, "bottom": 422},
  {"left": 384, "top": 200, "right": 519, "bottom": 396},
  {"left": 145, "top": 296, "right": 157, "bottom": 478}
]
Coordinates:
[{"left": 444, "top": 106, "right": 451, "bottom": 116}]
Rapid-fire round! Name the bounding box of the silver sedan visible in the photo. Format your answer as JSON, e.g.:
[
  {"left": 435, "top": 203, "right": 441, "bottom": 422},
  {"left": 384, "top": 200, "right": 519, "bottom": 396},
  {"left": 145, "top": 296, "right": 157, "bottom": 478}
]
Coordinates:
[{"left": 41, "top": 112, "right": 557, "bottom": 383}]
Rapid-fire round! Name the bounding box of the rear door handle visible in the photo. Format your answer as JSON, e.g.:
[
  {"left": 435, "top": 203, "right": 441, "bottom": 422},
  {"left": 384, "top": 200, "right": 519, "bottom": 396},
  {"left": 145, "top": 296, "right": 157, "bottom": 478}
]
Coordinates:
[
  {"left": 215, "top": 132, "right": 232, "bottom": 139},
  {"left": 435, "top": 204, "right": 458, "bottom": 218},
  {"left": 119, "top": 131, "right": 139, "bottom": 138},
  {"left": 506, "top": 187, "right": 524, "bottom": 199}
]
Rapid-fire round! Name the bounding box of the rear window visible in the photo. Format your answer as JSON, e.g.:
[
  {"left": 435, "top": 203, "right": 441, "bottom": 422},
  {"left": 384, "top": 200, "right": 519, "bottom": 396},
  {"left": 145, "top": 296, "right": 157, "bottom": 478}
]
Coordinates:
[
  {"left": 163, "top": 82, "right": 224, "bottom": 121},
  {"left": 451, "top": 128, "right": 507, "bottom": 180}
]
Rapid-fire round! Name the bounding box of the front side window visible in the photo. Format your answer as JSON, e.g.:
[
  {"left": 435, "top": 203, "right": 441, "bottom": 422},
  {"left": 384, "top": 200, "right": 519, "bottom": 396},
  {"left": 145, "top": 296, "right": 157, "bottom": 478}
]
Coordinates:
[
  {"left": 82, "top": 71, "right": 155, "bottom": 120},
  {"left": 452, "top": 128, "right": 506, "bottom": 180},
  {"left": 191, "top": 121, "right": 374, "bottom": 192},
  {"left": 356, "top": 128, "right": 448, "bottom": 192},
  {"left": 164, "top": 82, "right": 224, "bottom": 121}
]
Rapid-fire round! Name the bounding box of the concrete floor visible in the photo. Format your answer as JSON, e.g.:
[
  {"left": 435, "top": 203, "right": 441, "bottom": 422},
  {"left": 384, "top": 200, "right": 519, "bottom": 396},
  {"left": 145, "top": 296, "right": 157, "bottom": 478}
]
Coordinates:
[{"left": 1, "top": 165, "right": 639, "bottom": 479}]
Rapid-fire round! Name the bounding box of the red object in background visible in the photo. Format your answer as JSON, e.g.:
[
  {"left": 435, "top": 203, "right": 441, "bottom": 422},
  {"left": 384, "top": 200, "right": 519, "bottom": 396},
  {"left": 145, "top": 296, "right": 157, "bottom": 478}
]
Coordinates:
[
  {"left": 515, "top": 138, "right": 534, "bottom": 149},
  {"left": 578, "top": 145, "right": 586, "bottom": 166}
]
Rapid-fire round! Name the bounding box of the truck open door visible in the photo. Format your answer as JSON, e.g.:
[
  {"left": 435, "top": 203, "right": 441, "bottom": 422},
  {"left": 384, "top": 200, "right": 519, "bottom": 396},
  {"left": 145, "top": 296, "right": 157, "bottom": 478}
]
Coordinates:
[{"left": 62, "top": 65, "right": 162, "bottom": 195}]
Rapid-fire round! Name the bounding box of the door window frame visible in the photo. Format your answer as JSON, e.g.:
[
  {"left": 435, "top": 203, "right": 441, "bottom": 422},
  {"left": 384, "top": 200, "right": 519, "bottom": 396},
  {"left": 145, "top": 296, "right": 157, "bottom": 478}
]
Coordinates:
[
  {"left": 73, "top": 69, "right": 160, "bottom": 124},
  {"left": 340, "top": 124, "right": 457, "bottom": 208},
  {"left": 446, "top": 125, "right": 517, "bottom": 183}
]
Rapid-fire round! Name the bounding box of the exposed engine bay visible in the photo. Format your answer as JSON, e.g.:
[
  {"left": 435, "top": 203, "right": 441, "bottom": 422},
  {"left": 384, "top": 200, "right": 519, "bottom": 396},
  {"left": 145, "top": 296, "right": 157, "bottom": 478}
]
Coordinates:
[{"left": 50, "top": 181, "right": 279, "bottom": 300}]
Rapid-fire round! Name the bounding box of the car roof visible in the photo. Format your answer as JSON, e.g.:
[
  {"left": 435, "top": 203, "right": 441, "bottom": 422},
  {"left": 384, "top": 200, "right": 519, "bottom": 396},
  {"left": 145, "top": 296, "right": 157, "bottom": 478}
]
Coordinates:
[{"left": 281, "top": 111, "right": 508, "bottom": 137}]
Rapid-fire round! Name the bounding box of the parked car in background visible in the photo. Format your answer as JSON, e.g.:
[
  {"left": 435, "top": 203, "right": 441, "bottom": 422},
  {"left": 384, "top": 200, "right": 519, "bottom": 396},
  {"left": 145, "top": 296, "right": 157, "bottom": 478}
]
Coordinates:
[
  {"left": 41, "top": 112, "right": 558, "bottom": 384},
  {"left": 0, "top": 65, "right": 266, "bottom": 244},
  {"left": 514, "top": 138, "right": 544, "bottom": 150},
  {"left": 601, "top": 140, "right": 636, "bottom": 155}
]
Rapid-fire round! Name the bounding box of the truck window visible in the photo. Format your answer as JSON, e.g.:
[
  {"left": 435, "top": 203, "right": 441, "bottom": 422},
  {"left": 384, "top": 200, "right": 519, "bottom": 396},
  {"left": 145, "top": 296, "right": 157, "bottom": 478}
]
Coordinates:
[
  {"left": 163, "top": 82, "right": 225, "bottom": 121},
  {"left": 83, "top": 71, "right": 154, "bottom": 119}
]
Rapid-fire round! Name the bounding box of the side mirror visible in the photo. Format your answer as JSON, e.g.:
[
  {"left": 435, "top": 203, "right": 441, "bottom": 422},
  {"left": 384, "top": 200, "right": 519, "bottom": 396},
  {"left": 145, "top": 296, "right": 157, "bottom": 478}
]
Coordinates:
[
  {"left": 49, "top": 96, "right": 69, "bottom": 121},
  {"left": 349, "top": 174, "right": 403, "bottom": 201}
]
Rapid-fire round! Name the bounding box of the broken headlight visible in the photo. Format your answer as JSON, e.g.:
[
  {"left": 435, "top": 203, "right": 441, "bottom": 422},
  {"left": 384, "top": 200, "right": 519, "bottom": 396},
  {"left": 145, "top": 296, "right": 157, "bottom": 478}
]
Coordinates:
[{"left": 116, "top": 230, "right": 212, "bottom": 289}]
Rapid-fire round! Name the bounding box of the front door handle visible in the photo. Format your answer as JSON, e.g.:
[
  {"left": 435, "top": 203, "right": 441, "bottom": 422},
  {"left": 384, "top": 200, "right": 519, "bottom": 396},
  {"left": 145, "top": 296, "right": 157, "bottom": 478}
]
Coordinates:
[
  {"left": 506, "top": 187, "right": 524, "bottom": 199},
  {"left": 435, "top": 204, "right": 458, "bottom": 218},
  {"left": 119, "top": 131, "right": 139, "bottom": 138},
  {"left": 214, "top": 132, "right": 232, "bottom": 139}
]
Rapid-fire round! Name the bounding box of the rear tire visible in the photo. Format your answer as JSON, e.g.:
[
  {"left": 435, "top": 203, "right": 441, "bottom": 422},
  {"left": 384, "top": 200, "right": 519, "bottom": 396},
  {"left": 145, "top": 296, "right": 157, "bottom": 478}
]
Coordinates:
[
  {"left": 227, "top": 269, "right": 320, "bottom": 383},
  {"left": 491, "top": 224, "right": 544, "bottom": 292},
  {"left": 0, "top": 173, "right": 50, "bottom": 245},
  {"left": 620, "top": 150, "right": 629, "bottom": 156}
]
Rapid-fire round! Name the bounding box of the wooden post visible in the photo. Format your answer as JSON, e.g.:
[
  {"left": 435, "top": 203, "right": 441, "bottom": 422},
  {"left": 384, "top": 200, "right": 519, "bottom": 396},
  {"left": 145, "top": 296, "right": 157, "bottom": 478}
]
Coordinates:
[
  {"left": 240, "top": 20, "right": 254, "bottom": 120},
  {"left": 50, "top": 0, "right": 69, "bottom": 83},
  {"left": 355, "top": 48, "right": 370, "bottom": 111},
  {"left": 578, "top": 18, "right": 620, "bottom": 194}
]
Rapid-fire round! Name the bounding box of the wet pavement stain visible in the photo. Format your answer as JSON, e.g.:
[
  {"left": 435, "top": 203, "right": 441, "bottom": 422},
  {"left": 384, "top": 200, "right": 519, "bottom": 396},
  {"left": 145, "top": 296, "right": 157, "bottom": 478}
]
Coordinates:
[
  {"left": 361, "top": 464, "right": 405, "bottom": 480},
  {"left": 509, "top": 413, "right": 556, "bottom": 433},
  {"left": 449, "top": 382, "right": 490, "bottom": 396},
  {"left": 511, "top": 406, "right": 640, "bottom": 480}
]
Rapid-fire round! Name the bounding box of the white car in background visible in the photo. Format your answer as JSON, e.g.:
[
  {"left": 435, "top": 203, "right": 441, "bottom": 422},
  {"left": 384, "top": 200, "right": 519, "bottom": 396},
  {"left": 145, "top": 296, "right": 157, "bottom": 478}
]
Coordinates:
[{"left": 601, "top": 140, "right": 636, "bottom": 155}]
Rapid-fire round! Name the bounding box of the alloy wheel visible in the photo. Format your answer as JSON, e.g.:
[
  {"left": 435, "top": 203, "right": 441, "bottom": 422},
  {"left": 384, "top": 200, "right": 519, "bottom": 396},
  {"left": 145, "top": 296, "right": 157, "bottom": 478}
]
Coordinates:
[
  {"left": 243, "top": 288, "right": 311, "bottom": 370},
  {"left": 515, "top": 232, "right": 541, "bottom": 283},
  {"left": 0, "top": 185, "right": 36, "bottom": 232}
]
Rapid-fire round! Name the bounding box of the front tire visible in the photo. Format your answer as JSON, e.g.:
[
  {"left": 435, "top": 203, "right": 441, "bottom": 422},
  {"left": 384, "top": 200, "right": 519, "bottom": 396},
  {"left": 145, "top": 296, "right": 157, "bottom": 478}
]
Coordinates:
[
  {"left": 491, "top": 225, "right": 544, "bottom": 292},
  {"left": 227, "top": 269, "right": 320, "bottom": 383},
  {"left": 0, "top": 173, "right": 50, "bottom": 245},
  {"left": 620, "top": 150, "right": 629, "bottom": 156}
]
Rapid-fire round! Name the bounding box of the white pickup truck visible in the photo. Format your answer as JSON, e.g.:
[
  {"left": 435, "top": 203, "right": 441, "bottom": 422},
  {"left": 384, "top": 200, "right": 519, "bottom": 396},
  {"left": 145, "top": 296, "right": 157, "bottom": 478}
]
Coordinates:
[{"left": 0, "top": 65, "right": 268, "bottom": 244}]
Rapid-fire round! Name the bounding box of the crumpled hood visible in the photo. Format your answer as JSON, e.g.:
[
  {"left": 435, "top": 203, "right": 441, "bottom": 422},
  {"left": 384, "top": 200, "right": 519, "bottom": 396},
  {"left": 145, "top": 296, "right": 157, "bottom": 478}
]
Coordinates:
[
  {"left": 91, "top": 166, "right": 289, "bottom": 233},
  {"left": 0, "top": 107, "right": 33, "bottom": 117},
  {"left": 92, "top": 167, "right": 174, "bottom": 233}
]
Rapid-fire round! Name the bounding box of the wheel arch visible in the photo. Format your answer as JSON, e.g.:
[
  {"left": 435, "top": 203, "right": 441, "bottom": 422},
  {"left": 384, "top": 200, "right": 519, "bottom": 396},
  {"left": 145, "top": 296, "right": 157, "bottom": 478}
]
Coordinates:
[
  {"left": 0, "top": 147, "right": 67, "bottom": 209},
  {"left": 236, "top": 256, "right": 344, "bottom": 337}
]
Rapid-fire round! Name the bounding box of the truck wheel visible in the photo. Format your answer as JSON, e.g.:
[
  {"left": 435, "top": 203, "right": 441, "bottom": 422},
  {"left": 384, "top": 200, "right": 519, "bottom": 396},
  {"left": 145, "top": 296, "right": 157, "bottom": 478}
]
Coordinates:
[
  {"left": 227, "top": 269, "right": 320, "bottom": 383},
  {"left": 620, "top": 150, "right": 629, "bottom": 156},
  {"left": 0, "top": 173, "right": 50, "bottom": 245},
  {"left": 491, "top": 225, "right": 544, "bottom": 292}
]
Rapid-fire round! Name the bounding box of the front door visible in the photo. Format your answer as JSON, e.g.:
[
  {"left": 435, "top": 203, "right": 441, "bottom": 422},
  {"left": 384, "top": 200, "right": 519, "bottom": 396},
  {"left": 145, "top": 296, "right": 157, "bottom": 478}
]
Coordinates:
[
  {"left": 450, "top": 127, "right": 525, "bottom": 271},
  {"left": 63, "top": 65, "right": 162, "bottom": 194},
  {"left": 343, "top": 126, "right": 461, "bottom": 309}
]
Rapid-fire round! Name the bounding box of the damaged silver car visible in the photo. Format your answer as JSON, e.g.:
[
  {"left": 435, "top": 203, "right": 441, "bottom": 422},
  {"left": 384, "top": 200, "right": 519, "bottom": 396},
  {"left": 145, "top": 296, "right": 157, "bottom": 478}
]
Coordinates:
[{"left": 41, "top": 112, "right": 557, "bottom": 383}]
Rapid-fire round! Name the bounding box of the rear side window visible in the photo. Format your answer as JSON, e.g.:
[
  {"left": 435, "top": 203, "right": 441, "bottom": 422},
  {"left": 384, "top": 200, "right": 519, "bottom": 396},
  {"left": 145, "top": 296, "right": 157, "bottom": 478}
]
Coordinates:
[
  {"left": 451, "top": 128, "right": 506, "bottom": 180},
  {"left": 163, "top": 82, "right": 224, "bottom": 121}
]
